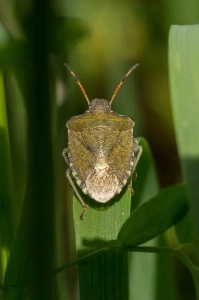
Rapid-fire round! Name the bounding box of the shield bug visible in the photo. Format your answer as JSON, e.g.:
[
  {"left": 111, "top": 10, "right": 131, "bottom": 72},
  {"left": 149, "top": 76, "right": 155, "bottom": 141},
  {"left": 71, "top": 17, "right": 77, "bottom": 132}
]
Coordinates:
[{"left": 63, "top": 63, "right": 143, "bottom": 219}]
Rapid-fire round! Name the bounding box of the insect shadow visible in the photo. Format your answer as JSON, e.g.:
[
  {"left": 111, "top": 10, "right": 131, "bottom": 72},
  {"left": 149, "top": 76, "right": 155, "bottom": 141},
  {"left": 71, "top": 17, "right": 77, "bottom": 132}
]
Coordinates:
[{"left": 75, "top": 183, "right": 130, "bottom": 211}]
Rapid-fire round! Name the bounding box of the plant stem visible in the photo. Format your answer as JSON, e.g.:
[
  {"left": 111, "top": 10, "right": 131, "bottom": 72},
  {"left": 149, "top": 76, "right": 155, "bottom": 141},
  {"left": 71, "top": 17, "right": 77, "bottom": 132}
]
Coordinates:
[
  {"left": 52, "top": 245, "right": 185, "bottom": 274},
  {"left": 192, "top": 269, "right": 199, "bottom": 300},
  {"left": 53, "top": 244, "right": 199, "bottom": 298}
]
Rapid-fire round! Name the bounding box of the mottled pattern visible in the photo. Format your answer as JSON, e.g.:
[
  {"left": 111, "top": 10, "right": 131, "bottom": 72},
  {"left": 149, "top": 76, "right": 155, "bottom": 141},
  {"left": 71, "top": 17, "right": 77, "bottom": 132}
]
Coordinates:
[
  {"left": 67, "top": 98, "right": 135, "bottom": 203},
  {"left": 109, "top": 130, "right": 134, "bottom": 183},
  {"left": 86, "top": 167, "right": 119, "bottom": 202},
  {"left": 68, "top": 131, "right": 95, "bottom": 185}
]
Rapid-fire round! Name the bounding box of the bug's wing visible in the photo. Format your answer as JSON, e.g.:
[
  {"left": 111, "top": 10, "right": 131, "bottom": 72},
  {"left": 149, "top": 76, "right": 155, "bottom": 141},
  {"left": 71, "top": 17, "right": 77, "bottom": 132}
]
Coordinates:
[
  {"left": 109, "top": 129, "right": 134, "bottom": 183},
  {"left": 68, "top": 130, "right": 95, "bottom": 184}
]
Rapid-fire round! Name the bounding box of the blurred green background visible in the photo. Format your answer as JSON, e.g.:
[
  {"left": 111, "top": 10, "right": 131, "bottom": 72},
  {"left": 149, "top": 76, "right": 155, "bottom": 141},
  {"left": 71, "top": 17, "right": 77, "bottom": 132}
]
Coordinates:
[{"left": 0, "top": 0, "right": 199, "bottom": 299}]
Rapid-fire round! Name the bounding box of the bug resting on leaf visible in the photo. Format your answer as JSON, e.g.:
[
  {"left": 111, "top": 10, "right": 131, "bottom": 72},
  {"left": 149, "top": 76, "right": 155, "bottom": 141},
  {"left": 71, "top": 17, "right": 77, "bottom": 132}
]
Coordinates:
[{"left": 63, "top": 63, "right": 142, "bottom": 219}]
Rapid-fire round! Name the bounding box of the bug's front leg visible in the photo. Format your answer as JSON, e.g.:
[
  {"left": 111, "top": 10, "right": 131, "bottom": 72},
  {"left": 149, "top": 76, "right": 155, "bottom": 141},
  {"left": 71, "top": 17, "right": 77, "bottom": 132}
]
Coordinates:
[
  {"left": 62, "top": 148, "right": 69, "bottom": 164},
  {"left": 63, "top": 148, "right": 88, "bottom": 219}
]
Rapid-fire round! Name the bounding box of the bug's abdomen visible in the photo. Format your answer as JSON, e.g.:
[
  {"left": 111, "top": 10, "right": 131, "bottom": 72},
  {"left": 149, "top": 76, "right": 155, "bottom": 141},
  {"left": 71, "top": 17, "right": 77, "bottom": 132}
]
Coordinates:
[{"left": 86, "top": 166, "right": 119, "bottom": 203}]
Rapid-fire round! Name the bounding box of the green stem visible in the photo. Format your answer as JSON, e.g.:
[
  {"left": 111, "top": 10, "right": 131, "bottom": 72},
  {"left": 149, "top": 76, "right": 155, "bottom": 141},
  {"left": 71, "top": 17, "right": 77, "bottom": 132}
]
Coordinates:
[
  {"left": 174, "top": 249, "right": 199, "bottom": 300},
  {"left": 53, "top": 244, "right": 199, "bottom": 299},
  {"left": 52, "top": 248, "right": 107, "bottom": 275},
  {"left": 2, "top": 244, "right": 199, "bottom": 297},
  {"left": 193, "top": 269, "right": 199, "bottom": 300},
  {"left": 52, "top": 245, "right": 186, "bottom": 274}
]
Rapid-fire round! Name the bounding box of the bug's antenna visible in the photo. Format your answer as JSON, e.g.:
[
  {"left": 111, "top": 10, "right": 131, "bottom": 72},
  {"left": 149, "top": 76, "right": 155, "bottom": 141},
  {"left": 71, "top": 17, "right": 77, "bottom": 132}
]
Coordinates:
[
  {"left": 64, "top": 63, "right": 90, "bottom": 104},
  {"left": 110, "top": 63, "right": 139, "bottom": 105}
]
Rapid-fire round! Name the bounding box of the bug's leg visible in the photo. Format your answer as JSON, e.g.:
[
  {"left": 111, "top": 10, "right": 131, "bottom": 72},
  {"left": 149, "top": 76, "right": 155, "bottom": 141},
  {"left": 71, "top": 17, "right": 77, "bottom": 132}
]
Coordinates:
[
  {"left": 128, "top": 140, "right": 142, "bottom": 194},
  {"left": 127, "top": 185, "right": 135, "bottom": 196},
  {"left": 66, "top": 169, "right": 88, "bottom": 220},
  {"left": 132, "top": 144, "right": 143, "bottom": 175},
  {"left": 62, "top": 148, "right": 69, "bottom": 165},
  {"left": 63, "top": 148, "right": 88, "bottom": 219},
  {"left": 132, "top": 169, "right": 137, "bottom": 181}
]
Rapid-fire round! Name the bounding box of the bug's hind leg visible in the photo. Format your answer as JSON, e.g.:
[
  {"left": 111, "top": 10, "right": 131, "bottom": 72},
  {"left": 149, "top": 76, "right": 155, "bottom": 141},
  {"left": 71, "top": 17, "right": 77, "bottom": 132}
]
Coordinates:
[
  {"left": 62, "top": 148, "right": 87, "bottom": 219},
  {"left": 65, "top": 169, "right": 88, "bottom": 220},
  {"left": 128, "top": 140, "right": 142, "bottom": 196}
]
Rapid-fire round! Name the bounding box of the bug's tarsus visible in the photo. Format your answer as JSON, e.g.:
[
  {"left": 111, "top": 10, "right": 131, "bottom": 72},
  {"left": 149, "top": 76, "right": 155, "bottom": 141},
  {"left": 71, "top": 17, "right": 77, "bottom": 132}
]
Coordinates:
[
  {"left": 110, "top": 63, "right": 139, "bottom": 105},
  {"left": 64, "top": 63, "right": 90, "bottom": 105},
  {"left": 79, "top": 204, "right": 88, "bottom": 220},
  {"left": 127, "top": 185, "right": 135, "bottom": 196}
]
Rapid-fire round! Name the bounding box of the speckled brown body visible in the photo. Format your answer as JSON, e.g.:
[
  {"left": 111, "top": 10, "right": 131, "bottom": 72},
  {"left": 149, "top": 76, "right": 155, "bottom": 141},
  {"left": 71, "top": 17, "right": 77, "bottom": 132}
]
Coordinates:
[
  {"left": 67, "top": 98, "right": 136, "bottom": 203},
  {"left": 63, "top": 63, "right": 142, "bottom": 218}
]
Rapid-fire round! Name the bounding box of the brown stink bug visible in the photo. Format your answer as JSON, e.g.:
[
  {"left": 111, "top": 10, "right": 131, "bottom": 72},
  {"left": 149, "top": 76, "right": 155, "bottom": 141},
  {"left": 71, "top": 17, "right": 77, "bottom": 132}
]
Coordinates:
[{"left": 63, "top": 63, "right": 143, "bottom": 219}]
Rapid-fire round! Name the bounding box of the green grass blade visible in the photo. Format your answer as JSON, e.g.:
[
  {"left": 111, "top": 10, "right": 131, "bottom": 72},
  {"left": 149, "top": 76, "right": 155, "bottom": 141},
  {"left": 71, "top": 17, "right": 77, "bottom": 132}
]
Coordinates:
[
  {"left": 0, "top": 71, "right": 13, "bottom": 277},
  {"left": 169, "top": 25, "right": 199, "bottom": 254},
  {"left": 73, "top": 186, "right": 131, "bottom": 299},
  {"left": 3, "top": 2, "right": 54, "bottom": 298}
]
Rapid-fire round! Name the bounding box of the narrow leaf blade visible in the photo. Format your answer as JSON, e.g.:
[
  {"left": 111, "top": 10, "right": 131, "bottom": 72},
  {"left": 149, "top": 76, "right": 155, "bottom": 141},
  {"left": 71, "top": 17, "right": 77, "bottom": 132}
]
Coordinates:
[
  {"left": 118, "top": 184, "right": 189, "bottom": 246},
  {"left": 0, "top": 71, "right": 13, "bottom": 277},
  {"left": 169, "top": 24, "right": 199, "bottom": 255},
  {"left": 73, "top": 187, "right": 131, "bottom": 300}
]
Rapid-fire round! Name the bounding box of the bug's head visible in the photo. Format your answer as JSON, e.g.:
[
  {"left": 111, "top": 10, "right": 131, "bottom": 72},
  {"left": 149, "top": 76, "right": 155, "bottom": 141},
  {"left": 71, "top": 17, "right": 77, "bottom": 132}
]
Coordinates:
[{"left": 87, "top": 99, "right": 111, "bottom": 113}]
